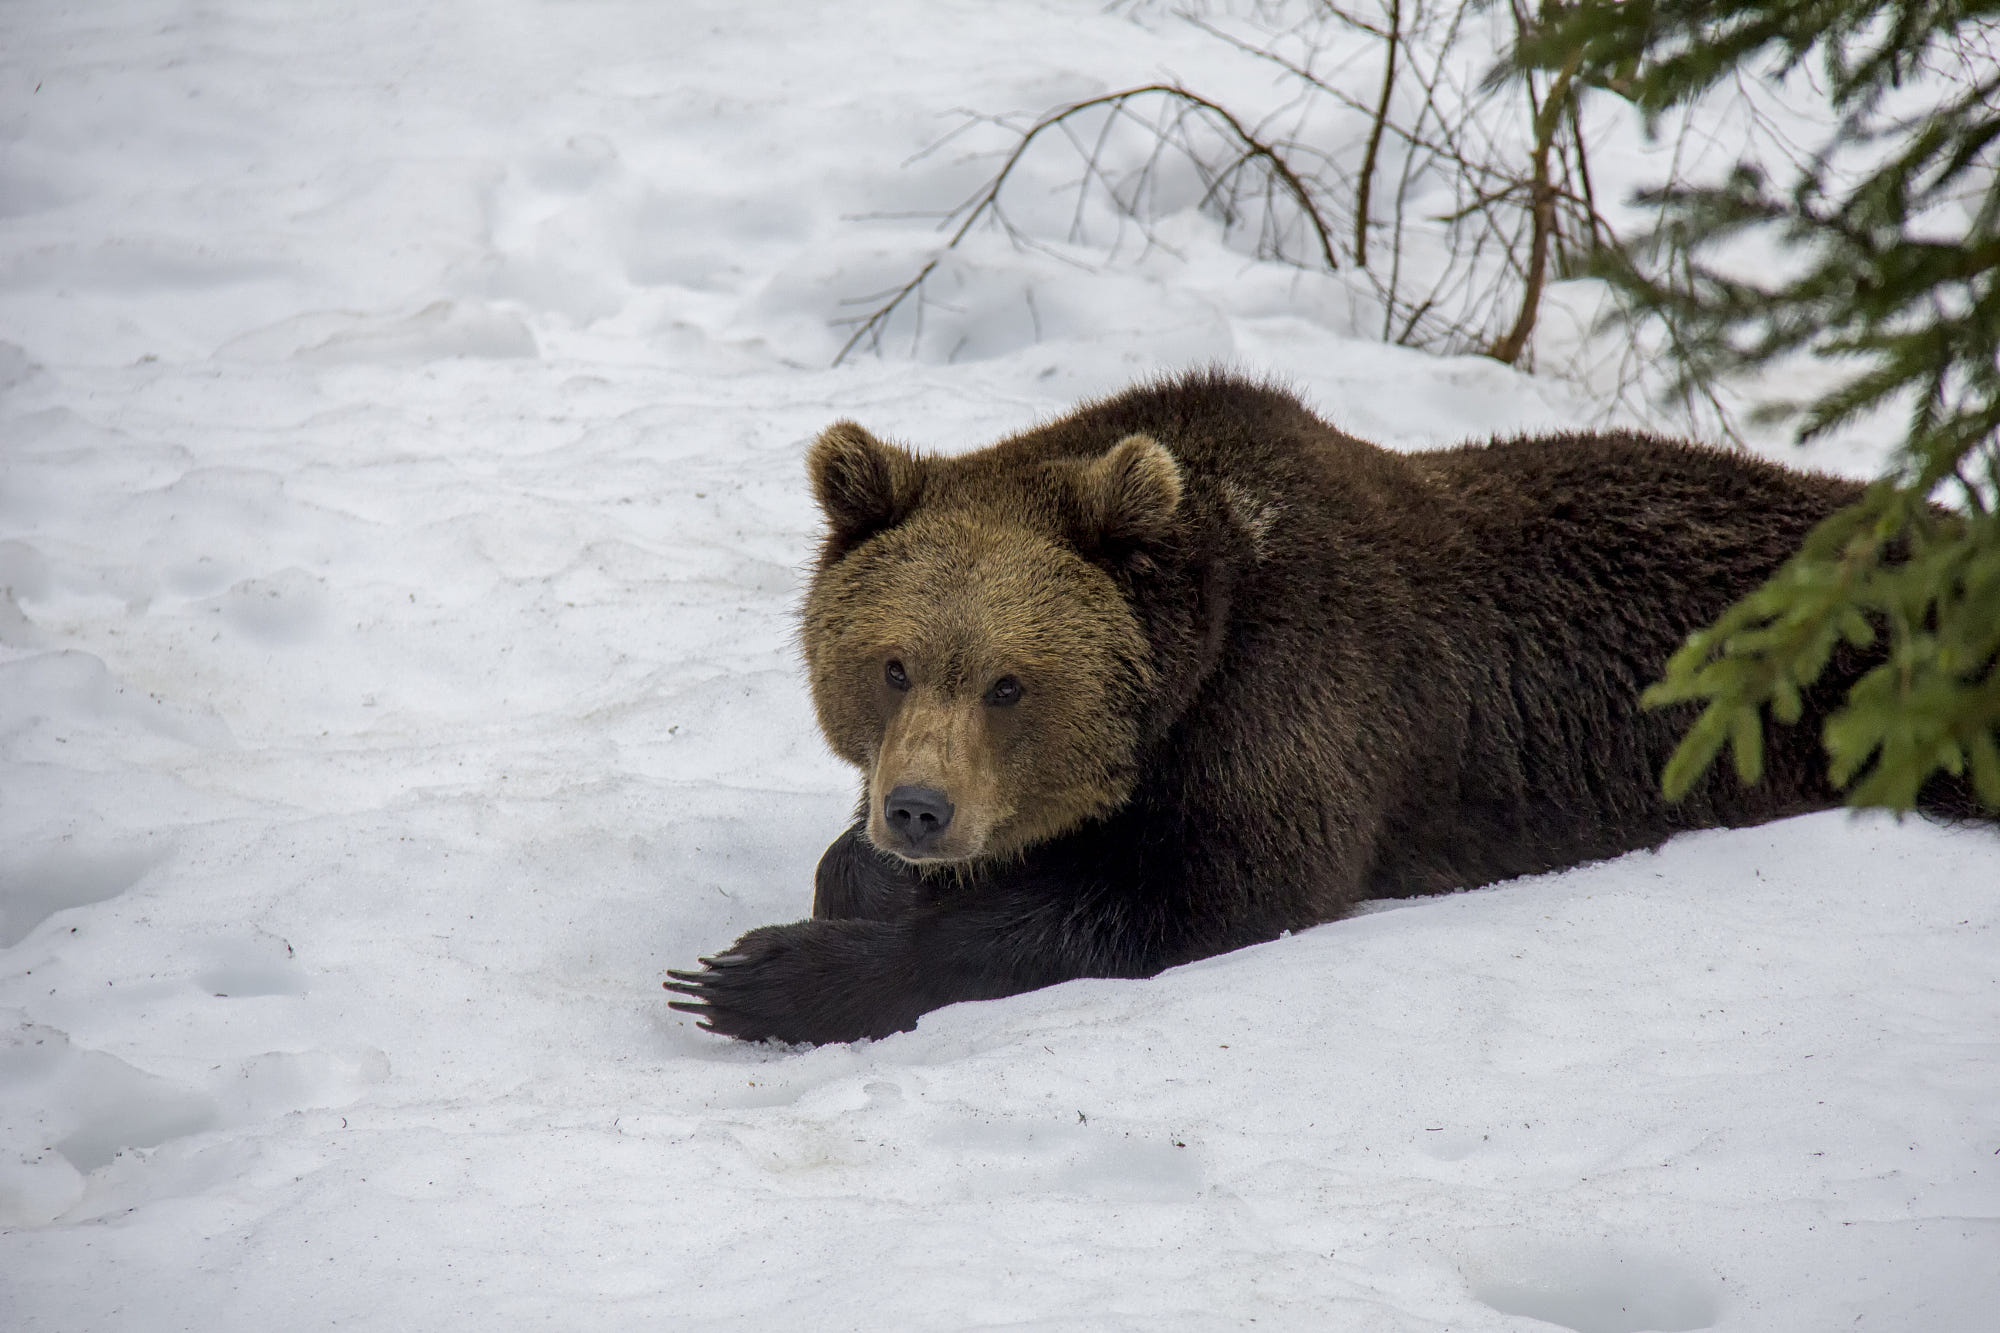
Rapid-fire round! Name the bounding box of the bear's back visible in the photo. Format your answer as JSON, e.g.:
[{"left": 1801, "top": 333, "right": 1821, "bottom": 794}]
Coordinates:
[
  {"left": 1015, "top": 378, "right": 1876, "bottom": 902},
  {"left": 954, "top": 377, "right": 1904, "bottom": 904},
  {"left": 1356, "top": 433, "right": 1867, "bottom": 894}
]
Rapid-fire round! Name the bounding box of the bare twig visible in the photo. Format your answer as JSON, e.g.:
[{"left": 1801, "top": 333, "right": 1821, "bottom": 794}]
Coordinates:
[
  {"left": 1489, "top": 48, "right": 1583, "bottom": 364},
  {"left": 837, "top": 0, "right": 1643, "bottom": 413},
  {"left": 1355, "top": 0, "right": 1402, "bottom": 267},
  {"left": 833, "top": 82, "right": 1342, "bottom": 365},
  {"left": 834, "top": 256, "right": 941, "bottom": 366}
]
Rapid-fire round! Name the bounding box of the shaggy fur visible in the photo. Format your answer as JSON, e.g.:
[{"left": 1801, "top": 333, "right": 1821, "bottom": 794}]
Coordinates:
[{"left": 665, "top": 371, "right": 1990, "bottom": 1044}]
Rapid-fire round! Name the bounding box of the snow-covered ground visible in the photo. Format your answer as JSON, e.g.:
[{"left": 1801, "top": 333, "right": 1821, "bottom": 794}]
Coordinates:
[{"left": 3, "top": 3, "right": 1996, "bottom": 1329}]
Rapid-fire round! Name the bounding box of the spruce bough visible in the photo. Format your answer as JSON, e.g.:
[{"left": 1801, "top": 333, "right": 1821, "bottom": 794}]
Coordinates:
[{"left": 1515, "top": 0, "right": 2000, "bottom": 811}]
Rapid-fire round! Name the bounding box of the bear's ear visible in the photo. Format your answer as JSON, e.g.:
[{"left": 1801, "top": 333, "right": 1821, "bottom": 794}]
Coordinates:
[
  {"left": 808, "top": 421, "right": 925, "bottom": 554},
  {"left": 1078, "top": 433, "right": 1183, "bottom": 548}
]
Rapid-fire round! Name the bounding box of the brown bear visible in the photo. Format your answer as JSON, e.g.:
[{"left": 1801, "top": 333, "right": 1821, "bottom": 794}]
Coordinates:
[{"left": 666, "top": 370, "right": 1988, "bottom": 1044}]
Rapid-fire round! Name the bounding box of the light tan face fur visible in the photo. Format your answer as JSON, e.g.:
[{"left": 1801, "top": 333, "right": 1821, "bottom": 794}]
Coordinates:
[
  {"left": 800, "top": 508, "right": 1152, "bottom": 860},
  {"left": 804, "top": 507, "right": 1157, "bottom": 866}
]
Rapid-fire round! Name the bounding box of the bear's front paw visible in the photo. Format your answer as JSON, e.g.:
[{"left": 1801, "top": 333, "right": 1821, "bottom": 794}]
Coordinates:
[{"left": 664, "top": 918, "right": 919, "bottom": 1045}]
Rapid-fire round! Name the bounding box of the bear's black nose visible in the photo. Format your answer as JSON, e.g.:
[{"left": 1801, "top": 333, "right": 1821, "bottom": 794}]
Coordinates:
[{"left": 885, "top": 785, "right": 955, "bottom": 852}]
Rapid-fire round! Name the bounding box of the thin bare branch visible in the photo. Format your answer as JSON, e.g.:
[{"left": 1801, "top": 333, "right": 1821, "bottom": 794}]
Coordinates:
[{"left": 1354, "top": 0, "right": 1401, "bottom": 266}]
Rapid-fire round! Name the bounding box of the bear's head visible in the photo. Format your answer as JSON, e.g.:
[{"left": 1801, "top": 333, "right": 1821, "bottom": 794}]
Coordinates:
[{"left": 801, "top": 420, "right": 1184, "bottom": 865}]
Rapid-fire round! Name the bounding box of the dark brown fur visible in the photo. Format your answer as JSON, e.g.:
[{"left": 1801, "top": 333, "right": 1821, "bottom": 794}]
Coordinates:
[{"left": 665, "top": 371, "right": 1990, "bottom": 1044}]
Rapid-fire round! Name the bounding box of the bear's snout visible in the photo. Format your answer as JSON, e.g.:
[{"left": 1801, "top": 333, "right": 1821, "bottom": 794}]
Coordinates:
[{"left": 884, "top": 785, "right": 955, "bottom": 854}]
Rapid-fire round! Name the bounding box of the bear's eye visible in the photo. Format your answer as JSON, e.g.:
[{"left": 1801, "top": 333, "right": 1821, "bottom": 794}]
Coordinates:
[
  {"left": 984, "top": 675, "right": 1023, "bottom": 707},
  {"left": 885, "top": 659, "right": 910, "bottom": 691}
]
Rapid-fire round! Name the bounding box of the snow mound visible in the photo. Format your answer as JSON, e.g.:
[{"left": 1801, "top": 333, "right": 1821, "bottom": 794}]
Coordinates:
[{"left": 2, "top": 2, "right": 1996, "bottom": 1330}]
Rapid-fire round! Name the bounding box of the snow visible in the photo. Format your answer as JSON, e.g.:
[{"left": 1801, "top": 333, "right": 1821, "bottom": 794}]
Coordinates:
[{"left": 2, "top": 2, "right": 1997, "bottom": 1329}]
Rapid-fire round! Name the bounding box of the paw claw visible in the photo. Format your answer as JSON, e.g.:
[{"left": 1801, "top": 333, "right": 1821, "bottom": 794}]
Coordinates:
[{"left": 666, "top": 998, "right": 710, "bottom": 1015}]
